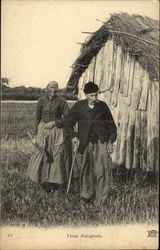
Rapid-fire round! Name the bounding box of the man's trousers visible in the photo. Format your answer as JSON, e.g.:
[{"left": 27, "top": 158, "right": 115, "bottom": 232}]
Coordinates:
[{"left": 76, "top": 140, "right": 112, "bottom": 204}]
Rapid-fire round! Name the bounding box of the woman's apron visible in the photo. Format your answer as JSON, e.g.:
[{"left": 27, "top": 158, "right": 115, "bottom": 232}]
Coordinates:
[{"left": 27, "top": 122, "right": 70, "bottom": 184}]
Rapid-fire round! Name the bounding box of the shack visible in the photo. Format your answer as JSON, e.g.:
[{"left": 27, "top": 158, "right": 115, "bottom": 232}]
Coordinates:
[{"left": 67, "top": 13, "right": 159, "bottom": 172}]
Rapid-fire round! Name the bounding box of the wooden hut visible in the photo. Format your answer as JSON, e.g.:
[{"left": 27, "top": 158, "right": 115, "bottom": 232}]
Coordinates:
[{"left": 67, "top": 13, "right": 159, "bottom": 172}]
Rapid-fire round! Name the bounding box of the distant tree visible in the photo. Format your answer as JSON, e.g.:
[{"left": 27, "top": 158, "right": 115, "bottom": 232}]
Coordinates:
[
  {"left": 1, "top": 77, "right": 10, "bottom": 87},
  {"left": 1, "top": 83, "right": 77, "bottom": 100}
]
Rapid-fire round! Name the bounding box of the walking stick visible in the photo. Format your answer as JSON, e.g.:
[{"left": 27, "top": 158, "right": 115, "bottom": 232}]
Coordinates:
[{"left": 66, "top": 142, "right": 78, "bottom": 196}]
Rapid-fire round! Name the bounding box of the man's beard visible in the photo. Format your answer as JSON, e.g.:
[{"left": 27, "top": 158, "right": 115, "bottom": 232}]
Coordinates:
[{"left": 89, "top": 100, "right": 98, "bottom": 105}]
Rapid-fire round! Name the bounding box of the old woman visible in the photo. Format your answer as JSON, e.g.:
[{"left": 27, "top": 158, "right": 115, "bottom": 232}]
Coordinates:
[{"left": 27, "top": 81, "right": 71, "bottom": 193}]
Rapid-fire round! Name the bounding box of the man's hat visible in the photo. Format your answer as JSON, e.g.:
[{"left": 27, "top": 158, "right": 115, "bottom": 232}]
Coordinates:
[{"left": 83, "top": 82, "right": 99, "bottom": 94}]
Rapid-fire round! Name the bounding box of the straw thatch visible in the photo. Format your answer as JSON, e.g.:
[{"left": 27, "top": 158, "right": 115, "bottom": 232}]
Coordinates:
[{"left": 67, "top": 13, "right": 159, "bottom": 92}]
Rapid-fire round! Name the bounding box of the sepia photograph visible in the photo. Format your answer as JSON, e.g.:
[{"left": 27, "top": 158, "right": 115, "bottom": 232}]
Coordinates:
[{"left": 1, "top": 0, "right": 159, "bottom": 249}]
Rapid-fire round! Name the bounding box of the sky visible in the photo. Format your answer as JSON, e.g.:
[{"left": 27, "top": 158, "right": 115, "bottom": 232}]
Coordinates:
[{"left": 1, "top": 0, "right": 159, "bottom": 89}]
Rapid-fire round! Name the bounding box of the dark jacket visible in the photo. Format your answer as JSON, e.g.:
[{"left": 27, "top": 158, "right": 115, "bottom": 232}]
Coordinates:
[
  {"left": 35, "top": 94, "right": 69, "bottom": 133},
  {"left": 61, "top": 99, "right": 117, "bottom": 154}
]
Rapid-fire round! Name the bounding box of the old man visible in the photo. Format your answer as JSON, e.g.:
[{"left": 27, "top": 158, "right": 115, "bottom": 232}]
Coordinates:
[{"left": 64, "top": 81, "right": 117, "bottom": 205}]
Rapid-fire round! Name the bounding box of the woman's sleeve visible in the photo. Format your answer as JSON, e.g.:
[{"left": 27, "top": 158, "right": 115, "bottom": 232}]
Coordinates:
[
  {"left": 56, "top": 101, "right": 79, "bottom": 137},
  {"left": 61, "top": 99, "right": 70, "bottom": 117},
  {"left": 35, "top": 98, "right": 42, "bottom": 134},
  {"left": 63, "top": 103, "right": 79, "bottom": 138},
  {"left": 55, "top": 99, "right": 70, "bottom": 128}
]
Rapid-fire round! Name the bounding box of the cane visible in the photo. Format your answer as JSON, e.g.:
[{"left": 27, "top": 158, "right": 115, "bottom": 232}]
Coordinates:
[{"left": 66, "top": 141, "right": 78, "bottom": 196}]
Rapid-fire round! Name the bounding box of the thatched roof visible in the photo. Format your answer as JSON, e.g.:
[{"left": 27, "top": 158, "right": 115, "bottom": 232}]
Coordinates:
[{"left": 67, "top": 13, "right": 159, "bottom": 92}]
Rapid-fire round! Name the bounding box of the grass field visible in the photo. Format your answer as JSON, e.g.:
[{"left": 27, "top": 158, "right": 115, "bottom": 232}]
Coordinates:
[{"left": 1, "top": 102, "right": 159, "bottom": 227}]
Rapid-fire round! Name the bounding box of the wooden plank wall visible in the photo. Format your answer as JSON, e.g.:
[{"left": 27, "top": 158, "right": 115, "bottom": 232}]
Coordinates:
[{"left": 77, "top": 38, "right": 159, "bottom": 172}]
